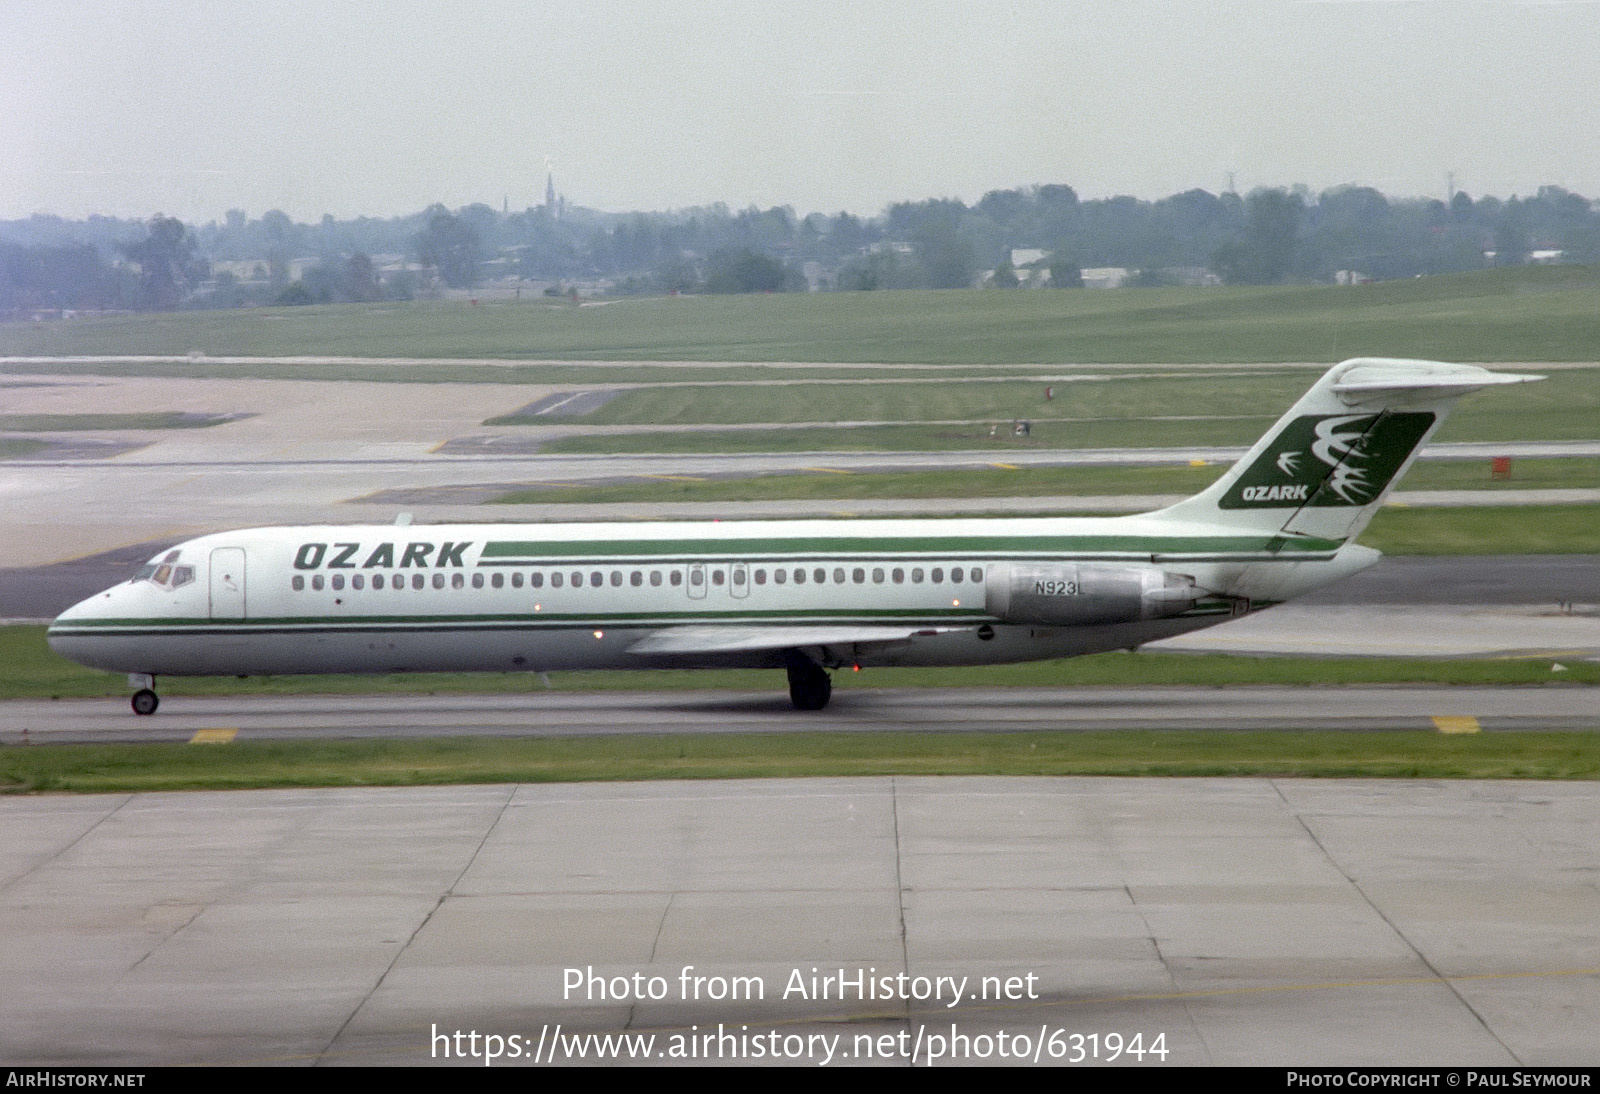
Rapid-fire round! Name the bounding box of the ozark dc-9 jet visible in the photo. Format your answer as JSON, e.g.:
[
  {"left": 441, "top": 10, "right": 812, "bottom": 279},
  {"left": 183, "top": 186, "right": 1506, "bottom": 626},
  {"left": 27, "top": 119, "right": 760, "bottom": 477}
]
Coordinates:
[{"left": 48, "top": 358, "right": 1536, "bottom": 715}]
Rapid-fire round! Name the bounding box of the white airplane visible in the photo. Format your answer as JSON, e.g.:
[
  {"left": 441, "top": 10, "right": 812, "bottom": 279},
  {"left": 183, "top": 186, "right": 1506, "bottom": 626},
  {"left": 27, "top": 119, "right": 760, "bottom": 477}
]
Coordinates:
[{"left": 48, "top": 358, "right": 1536, "bottom": 715}]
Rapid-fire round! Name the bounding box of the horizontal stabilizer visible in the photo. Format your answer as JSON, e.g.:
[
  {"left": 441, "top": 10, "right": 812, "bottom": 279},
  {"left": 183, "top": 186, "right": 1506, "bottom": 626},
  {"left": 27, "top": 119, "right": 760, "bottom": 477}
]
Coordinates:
[
  {"left": 627, "top": 624, "right": 958, "bottom": 657},
  {"left": 1330, "top": 361, "right": 1542, "bottom": 402}
]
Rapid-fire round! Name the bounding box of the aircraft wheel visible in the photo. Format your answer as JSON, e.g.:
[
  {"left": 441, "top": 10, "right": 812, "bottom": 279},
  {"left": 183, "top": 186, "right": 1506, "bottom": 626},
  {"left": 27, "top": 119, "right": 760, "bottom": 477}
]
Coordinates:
[
  {"left": 131, "top": 689, "right": 159, "bottom": 716},
  {"left": 786, "top": 660, "right": 832, "bottom": 711}
]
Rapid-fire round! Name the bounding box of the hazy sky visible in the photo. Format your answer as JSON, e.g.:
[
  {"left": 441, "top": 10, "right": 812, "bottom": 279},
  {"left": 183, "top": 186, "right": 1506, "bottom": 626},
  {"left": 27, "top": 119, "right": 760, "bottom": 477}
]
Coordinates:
[{"left": 5, "top": 0, "right": 1600, "bottom": 224}]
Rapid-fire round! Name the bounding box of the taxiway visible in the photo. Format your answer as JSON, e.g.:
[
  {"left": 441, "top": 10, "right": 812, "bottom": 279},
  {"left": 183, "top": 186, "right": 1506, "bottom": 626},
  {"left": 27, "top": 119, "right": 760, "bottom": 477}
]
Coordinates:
[{"left": 2, "top": 777, "right": 1596, "bottom": 1066}]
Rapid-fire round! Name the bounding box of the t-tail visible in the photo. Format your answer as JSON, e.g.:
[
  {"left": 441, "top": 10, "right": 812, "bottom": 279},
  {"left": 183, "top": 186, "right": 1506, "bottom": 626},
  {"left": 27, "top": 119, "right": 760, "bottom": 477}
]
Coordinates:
[{"left": 1149, "top": 358, "right": 1541, "bottom": 545}]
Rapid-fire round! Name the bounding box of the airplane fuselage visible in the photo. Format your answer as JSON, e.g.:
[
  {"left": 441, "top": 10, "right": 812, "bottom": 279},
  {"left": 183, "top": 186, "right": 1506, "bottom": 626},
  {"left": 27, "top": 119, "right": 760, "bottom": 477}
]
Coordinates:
[{"left": 46, "top": 512, "right": 1375, "bottom": 679}]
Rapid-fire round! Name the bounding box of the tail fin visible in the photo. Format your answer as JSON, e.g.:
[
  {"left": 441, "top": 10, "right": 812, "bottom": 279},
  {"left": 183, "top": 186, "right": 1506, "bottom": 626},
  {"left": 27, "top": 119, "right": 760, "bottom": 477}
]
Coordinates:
[{"left": 1149, "top": 358, "right": 1540, "bottom": 545}]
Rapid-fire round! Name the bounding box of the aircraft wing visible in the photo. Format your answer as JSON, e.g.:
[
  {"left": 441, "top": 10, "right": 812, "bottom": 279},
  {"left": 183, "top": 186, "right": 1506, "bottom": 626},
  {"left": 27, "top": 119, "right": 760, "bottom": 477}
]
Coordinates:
[{"left": 625, "top": 624, "right": 959, "bottom": 656}]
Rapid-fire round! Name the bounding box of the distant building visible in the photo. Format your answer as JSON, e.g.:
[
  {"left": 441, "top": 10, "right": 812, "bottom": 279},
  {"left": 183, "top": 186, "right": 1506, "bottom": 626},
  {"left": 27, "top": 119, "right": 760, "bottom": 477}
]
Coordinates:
[
  {"left": 1482, "top": 249, "right": 1565, "bottom": 266},
  {"left": 1163, "top": 266, "right": 1221, "bottom": 287},
  {"left": 1079, "top": 267, "right": 1131, "bottom": 289},
  {"left": 209, "top": 258, "right": 319, "bottom": 283}
]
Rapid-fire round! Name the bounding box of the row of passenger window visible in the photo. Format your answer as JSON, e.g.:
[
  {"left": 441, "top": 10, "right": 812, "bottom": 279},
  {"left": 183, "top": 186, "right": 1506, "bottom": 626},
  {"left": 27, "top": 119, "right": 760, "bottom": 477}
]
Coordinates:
[
  {"left": 755, "top": 565, "right": 982, "bottom": 586},
  {"left": 290, "top": 565, "right": 987, "bottom": 593}
]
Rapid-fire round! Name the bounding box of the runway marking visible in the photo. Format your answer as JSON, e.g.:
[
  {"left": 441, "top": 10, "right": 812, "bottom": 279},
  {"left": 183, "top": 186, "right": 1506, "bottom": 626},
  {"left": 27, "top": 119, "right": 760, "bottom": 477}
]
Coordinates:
[
  {"left": 642, "top": 474, "right": 705, "bottom": 482},
  {"left": 426, "top": 439, "right": 449, "bottom": 454},
  {"left": 534, "top": 391, "right": 593, "bottom": 415},
  {"left": 802, "top": 466, "right": 854, "bottom": 474},
  {"left": 190, "top": 728, "right": 238, "bottom": 744},
  {"left": 991, "top": 462, "right": 1021, "bottom": 470},
  {"left": 1431, "top": 715, "right": 1482, "bottom": 734}
]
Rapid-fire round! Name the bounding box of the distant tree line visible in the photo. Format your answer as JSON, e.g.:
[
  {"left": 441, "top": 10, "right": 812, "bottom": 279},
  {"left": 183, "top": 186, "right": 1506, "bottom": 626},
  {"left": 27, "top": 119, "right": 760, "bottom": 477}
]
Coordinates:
[{"left": 5, "top": 183, "right": 1598, "bottom": 314}]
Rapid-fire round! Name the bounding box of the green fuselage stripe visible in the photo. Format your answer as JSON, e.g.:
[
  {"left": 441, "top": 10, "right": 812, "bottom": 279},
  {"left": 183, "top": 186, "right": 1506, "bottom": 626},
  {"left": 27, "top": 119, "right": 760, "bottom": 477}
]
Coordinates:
[
  {"left": 478, "top": 534, "right": 1344, "bottom": 559},
  {"left": 49, "top": 598, "right": 1259, "bottom": 637}
]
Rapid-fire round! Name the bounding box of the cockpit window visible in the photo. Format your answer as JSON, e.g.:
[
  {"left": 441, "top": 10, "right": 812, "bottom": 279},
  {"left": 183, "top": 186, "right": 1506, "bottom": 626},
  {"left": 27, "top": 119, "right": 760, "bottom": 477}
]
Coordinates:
[{"left": 137, "top": 550, "right": 193, "bottom": 590}]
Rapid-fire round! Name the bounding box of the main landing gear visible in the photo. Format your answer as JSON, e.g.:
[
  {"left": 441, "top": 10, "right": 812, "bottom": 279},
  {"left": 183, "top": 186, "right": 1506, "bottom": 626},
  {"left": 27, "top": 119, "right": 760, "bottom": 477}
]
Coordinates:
[
  {"left": 784, "top": 653, "right": 832, "bottom": 711},
  {"left": 129, "top": 674, "right": 159, "bottom": 716}
]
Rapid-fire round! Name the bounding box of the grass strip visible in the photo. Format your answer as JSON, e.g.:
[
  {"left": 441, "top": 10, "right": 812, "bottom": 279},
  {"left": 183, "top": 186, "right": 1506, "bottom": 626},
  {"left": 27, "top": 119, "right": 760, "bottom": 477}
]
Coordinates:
[
  {"left": 4, "top": 730, "right": 1597, "bottom": 793},
  {"left": 4, "top": 266, "right": 1600, "bottom": 363},
  {"left": 0, "top": 413, "right": 233, "bottom": 431},
  {"left": 491, "top": 460, "right": 1600, "bottom": 506},
  {"left": 0, "top": 438, "right": 49, "bottom": 459},
  {"left": 534, "top": 368, "right": 1597, "bottom": 452},
  {"left": 522, "top": 367, "right": 1594, "bottom": 444},
  {"left": 1360, "top": 504, "right": 1600, "bottom": 555},
  {"left": 494, "top": 464, "right": 1227, "bottom": 504},
  {"left": 540, "top": 421, "right": 1274, "bottom": 454}
]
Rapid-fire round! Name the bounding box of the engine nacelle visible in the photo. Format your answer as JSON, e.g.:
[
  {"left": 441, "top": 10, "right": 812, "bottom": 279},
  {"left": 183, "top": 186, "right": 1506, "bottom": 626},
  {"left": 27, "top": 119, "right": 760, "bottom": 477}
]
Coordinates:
[{"left": 984, "top": 563, "right": 1198, "bottom": 626}]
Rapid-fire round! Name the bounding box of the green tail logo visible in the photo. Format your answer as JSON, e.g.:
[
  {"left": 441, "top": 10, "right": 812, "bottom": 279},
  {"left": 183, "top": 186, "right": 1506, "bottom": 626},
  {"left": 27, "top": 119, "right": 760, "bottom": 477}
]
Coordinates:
[{"left": 1220, "top": 412, "right": 1435, "bottom": 509}]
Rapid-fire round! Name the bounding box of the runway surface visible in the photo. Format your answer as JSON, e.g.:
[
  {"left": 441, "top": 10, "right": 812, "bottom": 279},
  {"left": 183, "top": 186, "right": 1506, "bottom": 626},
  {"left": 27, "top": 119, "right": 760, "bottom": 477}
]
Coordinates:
[
  {"left": 9, "top": 682, "right": 1598, "bottom": 745},
  {"left": 3, "top": 777, "right": 1596, "bottom": 1066}
]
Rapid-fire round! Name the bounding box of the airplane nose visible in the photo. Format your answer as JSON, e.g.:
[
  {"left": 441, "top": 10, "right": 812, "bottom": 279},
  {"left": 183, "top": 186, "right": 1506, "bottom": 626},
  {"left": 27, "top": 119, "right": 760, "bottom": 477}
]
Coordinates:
[
  {"left": 46, "top": 585, "right": 121, "bottom": 662},
  {"left": 52, "top": 586, "right": 115, "bottom": 623}
]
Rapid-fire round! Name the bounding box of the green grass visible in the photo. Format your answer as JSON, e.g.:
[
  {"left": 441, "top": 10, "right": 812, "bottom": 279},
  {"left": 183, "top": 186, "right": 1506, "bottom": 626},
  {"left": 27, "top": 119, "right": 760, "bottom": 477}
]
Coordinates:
[
  {"left": 3, "top": 357, "right": 983, "bottom": 387},
  {"left": 0, "top": 412, "right": 233, "bottom": 431},
  {"left": 531, "top": 367, "right": 1592, "bottom": 434},
  {"left": 0, "top": 437, "right": 49, "bottom": 459},
  {"left": 1360, "top": 504, "right": 1600, "bottom": 554},
  {"left": 492, "top": 459, "right": 1600, "bottom": 507},
  {"left": 537, "top": 422, "right": 1268, "bottom": 454},
  {"left": 522, "top": 372, "right": 1317, "bottom": 425},
  {"left": 1400, "top": 458, "right": 1600, "bottom": 491},
  {"left": 493, "top": 464, "right": 1223, "bottom": 504},
  {"left": 5, "top": 265, "right": 1600, "bottom": 364},
  {"left": 528, "top": 366, "right": 1594, "bottom": 452},
  {"left": 4, "top": 730, "right": 1597, "bottom": 793},
  {"left": 5, "top": 623, "right": 1596, "bottom": 703}
]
